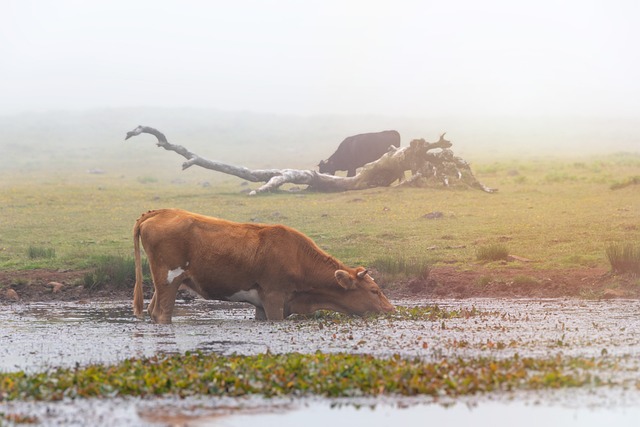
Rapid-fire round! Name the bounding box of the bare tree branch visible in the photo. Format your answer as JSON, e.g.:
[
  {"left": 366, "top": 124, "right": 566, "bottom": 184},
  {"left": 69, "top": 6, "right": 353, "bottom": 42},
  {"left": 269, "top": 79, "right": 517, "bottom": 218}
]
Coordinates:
[{"left": 125, "top": 125, "right": 496, "bottom": 194}]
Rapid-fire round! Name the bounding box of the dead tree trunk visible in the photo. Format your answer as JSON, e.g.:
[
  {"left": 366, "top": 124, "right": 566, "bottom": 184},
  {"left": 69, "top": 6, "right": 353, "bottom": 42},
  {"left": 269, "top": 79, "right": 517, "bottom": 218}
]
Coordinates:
[{"left": 125, "top": 125, "right": 496, "bottom": 194}]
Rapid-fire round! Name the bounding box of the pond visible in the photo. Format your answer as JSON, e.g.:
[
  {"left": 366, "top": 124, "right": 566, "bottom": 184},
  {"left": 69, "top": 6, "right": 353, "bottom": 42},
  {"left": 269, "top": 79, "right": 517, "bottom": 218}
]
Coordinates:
[{"left": 1, "top": 298, "right": 640, "bottom": 425}]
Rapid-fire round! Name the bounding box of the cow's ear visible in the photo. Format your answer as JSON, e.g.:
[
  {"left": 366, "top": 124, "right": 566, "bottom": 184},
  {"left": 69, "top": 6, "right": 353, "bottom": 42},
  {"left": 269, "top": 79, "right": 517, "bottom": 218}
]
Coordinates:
[{"left": 335, "top": 270, "right": 356, "bottom": 290}]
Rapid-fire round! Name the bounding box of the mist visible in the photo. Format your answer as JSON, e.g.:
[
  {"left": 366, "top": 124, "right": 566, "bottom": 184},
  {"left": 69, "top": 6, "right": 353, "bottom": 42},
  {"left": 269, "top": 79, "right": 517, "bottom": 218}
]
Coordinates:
[{"left": 1, "top": 0, "right": 639, "bottom": 170}]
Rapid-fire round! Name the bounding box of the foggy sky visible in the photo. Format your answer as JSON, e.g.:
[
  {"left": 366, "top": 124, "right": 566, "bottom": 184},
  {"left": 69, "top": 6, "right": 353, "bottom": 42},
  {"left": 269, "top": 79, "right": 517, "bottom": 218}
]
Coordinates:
[{"left": 1, "top": 0, "right": 639, "bottom": 118}]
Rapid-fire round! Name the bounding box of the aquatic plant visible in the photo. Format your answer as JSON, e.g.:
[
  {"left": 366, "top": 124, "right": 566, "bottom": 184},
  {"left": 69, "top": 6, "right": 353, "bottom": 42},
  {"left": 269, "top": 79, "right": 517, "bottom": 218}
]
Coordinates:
[
  {"left": 0, "top": 352, "right": 610, "bottom": 402},
  {"left": 295, "top": 305, "right": 497, "bottom": 322}
]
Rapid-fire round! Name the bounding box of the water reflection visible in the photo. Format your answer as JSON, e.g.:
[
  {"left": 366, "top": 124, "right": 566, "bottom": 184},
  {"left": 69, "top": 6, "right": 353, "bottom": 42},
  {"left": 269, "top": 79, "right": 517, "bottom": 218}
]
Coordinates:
[
  {"left": 202, "top": 400, "right": 640, "bottom": 427},
  {"left": 130, "top": 327, "right": 179, "bottom": 359},
  {"left": 0, "top": 300, "right": 257, "bottom": 373}
]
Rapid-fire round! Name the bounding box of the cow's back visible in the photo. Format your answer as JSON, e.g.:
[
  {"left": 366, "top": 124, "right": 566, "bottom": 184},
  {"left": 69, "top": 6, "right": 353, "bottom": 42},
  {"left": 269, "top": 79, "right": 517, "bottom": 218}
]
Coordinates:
[
  {"left": 352, "top": 130, "right": 400, "bottom": 159},
  {"left": 137, "top": 209, "right": 336, "bottom": 298},
  {"left": 327, "top": 130, "right": 400, "bottom": 170},
  {"left": 138, "top": 210, "right": 263, "bottom": 295}
]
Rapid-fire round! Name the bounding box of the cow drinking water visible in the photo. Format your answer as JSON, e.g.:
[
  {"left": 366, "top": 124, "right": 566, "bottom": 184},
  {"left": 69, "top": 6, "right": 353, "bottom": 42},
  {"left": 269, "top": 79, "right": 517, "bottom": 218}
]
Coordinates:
[
  {"left": 318, "top": 130, "right": 401, "bottom": 177},
  {"left": 133, "top": 209, "right": 394, "bottom": 324}
]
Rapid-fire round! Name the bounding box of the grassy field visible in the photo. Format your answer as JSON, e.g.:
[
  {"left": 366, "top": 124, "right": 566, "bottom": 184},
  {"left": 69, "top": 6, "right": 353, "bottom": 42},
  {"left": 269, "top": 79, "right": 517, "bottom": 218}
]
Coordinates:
[{"left": 1, "top": 152, "right": 638, "bottom": 275}]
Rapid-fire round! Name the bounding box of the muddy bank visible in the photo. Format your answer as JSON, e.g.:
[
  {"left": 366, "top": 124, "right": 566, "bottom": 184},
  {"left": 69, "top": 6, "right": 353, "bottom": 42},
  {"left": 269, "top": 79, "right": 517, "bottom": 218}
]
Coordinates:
[{"left": 2, "top": 266, "right": 638, "bottom": 304}]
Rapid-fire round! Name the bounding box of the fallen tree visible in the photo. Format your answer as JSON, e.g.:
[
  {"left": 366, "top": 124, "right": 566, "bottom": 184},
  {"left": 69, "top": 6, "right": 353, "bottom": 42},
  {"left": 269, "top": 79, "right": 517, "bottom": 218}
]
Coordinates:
[{"left": 125, "top": 125, "right": 496, "bottom": 194}]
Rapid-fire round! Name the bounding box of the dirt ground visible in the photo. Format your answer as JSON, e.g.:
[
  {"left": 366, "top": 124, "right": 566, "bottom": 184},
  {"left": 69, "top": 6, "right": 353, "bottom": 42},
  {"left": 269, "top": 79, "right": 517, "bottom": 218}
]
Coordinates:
[{"left": 1, "top": 265, "right": 638, "bottom": 304}]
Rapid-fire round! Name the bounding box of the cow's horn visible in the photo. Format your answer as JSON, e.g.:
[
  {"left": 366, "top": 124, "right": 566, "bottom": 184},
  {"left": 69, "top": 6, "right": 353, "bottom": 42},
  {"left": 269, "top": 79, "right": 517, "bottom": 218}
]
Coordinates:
[{"left": 357, "top": 269, "right": 368, "bottom": 279}]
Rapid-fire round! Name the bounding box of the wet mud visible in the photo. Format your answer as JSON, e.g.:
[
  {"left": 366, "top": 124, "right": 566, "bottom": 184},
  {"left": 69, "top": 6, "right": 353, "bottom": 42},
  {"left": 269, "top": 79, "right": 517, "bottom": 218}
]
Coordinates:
[{"left": 1, "top": 298, "right": 640, "bottom": 425}]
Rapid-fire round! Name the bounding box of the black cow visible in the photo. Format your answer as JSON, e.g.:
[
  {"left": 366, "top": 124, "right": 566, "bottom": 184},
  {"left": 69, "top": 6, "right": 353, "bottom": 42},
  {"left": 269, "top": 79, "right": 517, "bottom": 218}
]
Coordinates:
[{"left": 318, "top": 130, "right": 401, "bottom": 177}]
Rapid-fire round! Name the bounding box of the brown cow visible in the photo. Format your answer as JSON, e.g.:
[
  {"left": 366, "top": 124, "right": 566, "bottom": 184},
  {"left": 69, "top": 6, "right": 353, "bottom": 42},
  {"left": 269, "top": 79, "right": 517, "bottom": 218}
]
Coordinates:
[{"left": 133, "top": 209, "right": 394, "bottom": 323}]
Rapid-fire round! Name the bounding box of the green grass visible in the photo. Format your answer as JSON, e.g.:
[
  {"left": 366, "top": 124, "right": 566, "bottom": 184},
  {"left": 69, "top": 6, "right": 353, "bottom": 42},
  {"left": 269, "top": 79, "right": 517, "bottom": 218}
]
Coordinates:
[
  {"left": 371, "top": 255, "right": 430, "bottom": 279},
  {"left": 610, "top": 175, "right": 640, "bottom": 190},
  {"left": 82, "top": 254, "right": 149, "bottom": 290},
  {"left": 0, "top": 352, "right": 609, "bottom": 401},
  {"left": 606, "top": 243, "right": 640, "bottom": 275},
  {"left": 511, "top": 275, "right": 540, "bottom": 286},
  {"left": 0, "top": 154, "right": 639, "bottom": 273},
  {"left": 26, "top": 246, "right": 56, "bottom": 259},
  {"left": 476, "top": 244, "right": 509, "bottom": 262}
]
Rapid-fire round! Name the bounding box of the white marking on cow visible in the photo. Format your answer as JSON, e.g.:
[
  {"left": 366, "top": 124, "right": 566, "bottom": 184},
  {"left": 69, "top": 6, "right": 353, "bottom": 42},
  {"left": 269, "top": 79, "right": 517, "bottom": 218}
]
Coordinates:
[
  {"left": 229, "top": 289, "right": 262, "bottom": 307},
  {"left": 167, "top": 267, "right": 184, "bottom": 284}
]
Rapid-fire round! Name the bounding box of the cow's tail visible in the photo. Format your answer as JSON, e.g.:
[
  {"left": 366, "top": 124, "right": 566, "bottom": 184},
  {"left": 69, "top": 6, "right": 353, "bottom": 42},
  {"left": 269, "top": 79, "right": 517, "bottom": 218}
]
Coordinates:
[{"left": 133, "top": 210, "right": 160, "bottom": 317}]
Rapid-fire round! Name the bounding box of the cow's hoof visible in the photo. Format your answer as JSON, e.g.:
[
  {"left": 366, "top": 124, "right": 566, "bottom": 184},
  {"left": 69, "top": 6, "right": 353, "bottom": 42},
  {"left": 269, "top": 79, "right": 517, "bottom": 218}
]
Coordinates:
[{"left": 254, "top": 307, "right": 267, "bottom": 321}]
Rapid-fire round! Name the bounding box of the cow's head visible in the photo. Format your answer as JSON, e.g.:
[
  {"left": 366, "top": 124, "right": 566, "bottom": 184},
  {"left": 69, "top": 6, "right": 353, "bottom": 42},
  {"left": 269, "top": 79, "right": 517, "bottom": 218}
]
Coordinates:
[
  {"left": 333, "top": 267, "right": 395, "bottom": 315},
  {"left": 318, "top": 159, "right": 335, "bottom": 175}
]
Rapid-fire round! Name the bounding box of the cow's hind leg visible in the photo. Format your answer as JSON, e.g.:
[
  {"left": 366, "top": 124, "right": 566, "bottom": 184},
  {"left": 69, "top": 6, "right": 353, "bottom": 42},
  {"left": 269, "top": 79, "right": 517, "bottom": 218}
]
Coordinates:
[
  {"left": 148, "top": 266, "right": 186, "bottom": 324},
  {"left": 147, "top": 292, "right": 157, "bottom": 318}
]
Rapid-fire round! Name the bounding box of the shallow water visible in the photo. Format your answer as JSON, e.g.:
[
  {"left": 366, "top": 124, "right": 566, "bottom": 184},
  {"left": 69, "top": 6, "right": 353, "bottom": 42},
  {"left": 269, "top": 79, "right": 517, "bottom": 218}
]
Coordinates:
[
  {"left": 2, "top": 298, "right": 640, "bottom": 372},
  {"left": 207, "top": 398, "right": 640, "bottom": 427},
  {"left": 3, "top": 390, "right": 640, "bottom": 426},
  {"left": 1, "top": 298, "right": 640, "bottom": 425}
]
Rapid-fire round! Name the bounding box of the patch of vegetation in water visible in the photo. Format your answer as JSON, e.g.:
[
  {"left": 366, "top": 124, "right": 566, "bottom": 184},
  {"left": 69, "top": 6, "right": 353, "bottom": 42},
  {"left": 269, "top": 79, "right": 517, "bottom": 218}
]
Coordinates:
[
  {"left": 298, "top": 305, "right": 499, "bottom": 322},
  {"left": 0, "top": 352, "right": 613, "bottom": 402}
]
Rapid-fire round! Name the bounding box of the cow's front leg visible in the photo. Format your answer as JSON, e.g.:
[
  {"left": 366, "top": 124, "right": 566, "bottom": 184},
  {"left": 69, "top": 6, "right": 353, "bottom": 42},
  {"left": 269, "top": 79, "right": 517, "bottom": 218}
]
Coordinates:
[
  {"left": 261, "top": 292, "right": 286, "bottom": 320},
  {"left": 152, "top": 286, "right": 180, "bottom": 324}
]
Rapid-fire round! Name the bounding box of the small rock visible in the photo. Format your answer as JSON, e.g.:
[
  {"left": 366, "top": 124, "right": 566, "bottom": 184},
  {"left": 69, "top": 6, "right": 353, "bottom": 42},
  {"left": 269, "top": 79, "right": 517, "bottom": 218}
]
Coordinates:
[
  {"left": 422, "top": 211, "right": 444, "bottom": 219},
  {"left": 5, "top": 288, "right": 19, "bottom": 301},
  {"left": 507, "top": 255, "right": 533, "bottom": 262},
  {"left": 47, "top": 281, "right": 64, "bottom": 293},
  {"left": 602, "top": 288, "right": 625, "bottom": 299}
]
